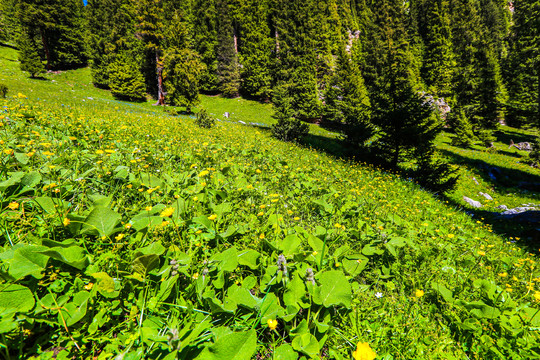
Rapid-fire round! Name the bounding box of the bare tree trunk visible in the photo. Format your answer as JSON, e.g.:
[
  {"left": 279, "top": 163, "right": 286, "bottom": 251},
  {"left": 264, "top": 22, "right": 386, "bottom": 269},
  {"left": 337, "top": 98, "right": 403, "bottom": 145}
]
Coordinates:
[
  {"left": 155, "top": 50, "right": 165, "bottom": 106},
  {"left": 40, "top": 29, "right": 51, "bottom": 71}
]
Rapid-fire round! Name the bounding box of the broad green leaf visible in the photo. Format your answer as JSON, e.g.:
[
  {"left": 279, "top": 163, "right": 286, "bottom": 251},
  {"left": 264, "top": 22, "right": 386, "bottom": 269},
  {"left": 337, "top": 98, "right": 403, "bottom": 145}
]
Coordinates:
[
  {"left": 2, "top": 245, "right": 49, "bottom": 279},
  {"left": 283, "top": 274, "right": 308, "bottom": 309},
  {"left": 342, "top": 255, "right": 368, "bottom": 277},
  {"left": 14, "top": 152, "right": 29, "bottom": 165},
  {"left": 81, "top": 206, "right": 122, "bottom": 237},
  {"left": 197, "top": 329, "right": 257, "bottom": 360},
  {"left": 292, "top": 333, "right": 320, "bottom": 358},
  {"left": 280, "top": 234, "right": 302, "bottom": 256},
  {"left": 62, "top": 291, "right": 91, "bottom": 326},
  {"left": 314, "top": 270, "right": 352, "bottom": 308},
  {"left": 39, "top": 246, "right": 89, "bottom": 270},
  {"left": 138, "top": 173, "right": 164, "bottom": 188},
  {"left": 227, "top": 284, "right": 261, "bottom": 309},
  {"left": 431, "top": 282, "right": 454, "bottom": 303},
  {"left": 131, "top": 254, "right": 160, "bottom": 276},
  {"left": 237, "top": 249, "right": 260, "bottom": 269},
  {"left": 208, "top": 297, "right": 237, "bottom": 314},
  {"left": 275, "top": 344, "right": 298, "bottom": 360},
  {"left": 193, "top": 215, "right": 213, "bottom": 230},
  {"left": 92, "top": 272, "right": 116, "bottom": 296},
  {"left": 21, "top": 171, "right": 41, "bottom": 187},
  {"left": 211, "top": 247, "right": 238, "bottom": 272},
  {"left": 259, "top": 293, "right": 285, "bottom": 322},
  {"left": 0, "top": 172, "right": 24, "bottom": 190},
  {"left": 34, "top": 196, "right": 69, "bottom": 214},
  {"left": 139, "top": 242, "right": 166, "bottom": 256},
  {"left": 0, "top": 284, "right": 35, "bottom": 312}
]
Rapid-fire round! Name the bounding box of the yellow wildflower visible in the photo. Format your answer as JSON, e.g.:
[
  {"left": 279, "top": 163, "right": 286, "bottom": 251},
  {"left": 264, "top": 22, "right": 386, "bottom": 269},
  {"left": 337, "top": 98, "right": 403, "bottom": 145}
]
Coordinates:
[
  {"left": 208, "top": 214, "right": 217, "bottom": 221},
  {"left": 415, "top": 289, "right": 425, "bottom": 298},
  {"left": 267, "top": 319, "right": 278, "bottom": 330},
  {"left": 63, "top": 218, "right": 70, "bottom": 227},
  {"left": 199, "top": 170, "right": 209, "bottom": 177},
  {"left": 145, "top": 206, "right": 152, "bottom": 211},
  {"left": 477, "top": 250, "right": 486, "bottom": 256},
  {"left": 160, "top": 207, "right": 174, "bottom": 217},
  {"left": 352, "top": 342, "right": 376, "bottom": 360},
  {"left": 259, "top": 233, "right": 265, "bottom": 240},
  {"left": 8, "top": 202, "right": 19, "bottom": 210}
]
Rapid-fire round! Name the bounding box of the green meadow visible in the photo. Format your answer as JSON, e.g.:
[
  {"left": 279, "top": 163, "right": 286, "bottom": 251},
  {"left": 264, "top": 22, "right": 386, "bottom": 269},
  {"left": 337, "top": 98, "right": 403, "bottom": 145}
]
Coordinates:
[{"left": 0, "top": 44, "right": 539, "bottom": 360}]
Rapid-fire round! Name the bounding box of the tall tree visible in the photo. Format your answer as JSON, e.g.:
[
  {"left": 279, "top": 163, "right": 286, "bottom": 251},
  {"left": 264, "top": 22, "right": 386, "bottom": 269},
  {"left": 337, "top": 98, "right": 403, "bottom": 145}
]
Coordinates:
[
  {"left": 505, "top": 0, "right": 540, "bottom": 127},
  {"left": 18, "top": 28, "right": 45, "bottom": 78},
  {"left": 192, "top": 0, "right": 219, "bottom": 93},
  {"left": 17, "top": 0, "right": 86, "bottom": 70},
  {"left": 216, "top": 0, "right": 241, "bottom": 97}
]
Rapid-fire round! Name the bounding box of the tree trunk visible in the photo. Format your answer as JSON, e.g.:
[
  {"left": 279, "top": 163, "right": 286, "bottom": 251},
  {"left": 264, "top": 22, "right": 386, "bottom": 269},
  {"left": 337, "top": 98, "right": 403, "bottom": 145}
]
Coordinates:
[
  {"left": 155, "top": 50, "right": 165, "bottom": 106},
  {"left": 40, "top": 28, "right": 51, "bottom": 71},
  {"left": 392, "top": 146, "right": 400, "bottom": 168}
]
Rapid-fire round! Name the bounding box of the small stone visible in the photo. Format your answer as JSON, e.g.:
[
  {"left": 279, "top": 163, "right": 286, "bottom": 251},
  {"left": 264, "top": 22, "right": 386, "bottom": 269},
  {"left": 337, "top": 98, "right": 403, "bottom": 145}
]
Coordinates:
[
  {"left": 479, "top": 192, "right": 493, "bottom": 201},
  {"left": 497, "top": 205, "right": 508, "bottom": 210},
  {"left": 472, "top": 177, "right": 480, "bottom": 185},
  {"left": 463, "top": 196, "right": 482, "bottom": 208}
]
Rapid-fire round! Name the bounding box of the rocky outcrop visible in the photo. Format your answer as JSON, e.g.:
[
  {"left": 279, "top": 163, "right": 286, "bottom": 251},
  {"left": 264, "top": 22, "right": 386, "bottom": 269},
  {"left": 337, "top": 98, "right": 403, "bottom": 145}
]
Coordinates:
[{"left": 463, "top": 196, "right": 482, "bottom": 208}]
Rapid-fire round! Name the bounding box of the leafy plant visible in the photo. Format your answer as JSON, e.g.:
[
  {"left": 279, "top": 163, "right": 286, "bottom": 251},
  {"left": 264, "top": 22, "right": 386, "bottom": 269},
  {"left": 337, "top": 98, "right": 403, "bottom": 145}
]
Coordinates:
[{"left": 195, "top": 108, "right": 216, "bottom": 128}]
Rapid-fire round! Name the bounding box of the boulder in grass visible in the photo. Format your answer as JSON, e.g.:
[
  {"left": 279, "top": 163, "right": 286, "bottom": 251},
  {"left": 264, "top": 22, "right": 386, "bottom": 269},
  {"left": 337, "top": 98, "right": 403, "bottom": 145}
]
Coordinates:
[
  {"left": 463, "top": 196, "right": 482, "bottom": 208},
  {"left": 479, "top": 192, "right": 493, "bottom": 201}
]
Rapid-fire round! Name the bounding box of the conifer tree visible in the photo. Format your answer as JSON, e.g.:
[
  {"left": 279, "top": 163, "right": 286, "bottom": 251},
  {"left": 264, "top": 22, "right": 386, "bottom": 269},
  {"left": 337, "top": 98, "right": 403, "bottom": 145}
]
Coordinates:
[
  {"left": 323, "top": 45, "right": 373, "bottom": 146},
  {"left": 216, "top": 0, "right": 241, "bottom": 97},
  {"left": 238, "top": 0, "right": 273, "bottom": 99},
  {"left": 364, "top": 0, "right": 443, "bottom": 169},
  {"left": 17, "top": 0, "right": 86, "bottom": 70},
  {"left": 0, "top": 0, "right": 18, "bottom": 43},
  {"left": 505, "top": 0, "right": 540, "bottom": 127},
  {"left": 108, "top": 52, "right": 147, "bottom": 101},
  {"left": 18, "top": 29, "right": 45, "bottom": 78},
  {"left": 163, "top": 48, "right": 205, "bottom": 112},
  {"left": 192, "top": 0, "right": 219, "bottom": 92}
]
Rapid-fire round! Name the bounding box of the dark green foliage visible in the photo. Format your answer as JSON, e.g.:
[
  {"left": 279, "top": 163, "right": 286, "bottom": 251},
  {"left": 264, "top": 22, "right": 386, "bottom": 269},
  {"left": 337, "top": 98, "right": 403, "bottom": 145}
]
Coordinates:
[
  {"left": 323, "top": 46, "right": 373, "bottom": 147},
  {"left": 238, "top": 0, "right": 273, "bottom": 99},
  {"left": 505, "top": 0, "right": 540, "bottom": 127},
  {"left": 163, "top": 48, "right": 205, "bottom": 113},
  {"left": 18, "top": 30, "right": 45, "bottom": 78},
  {"left": 0, "top": 0, "right": 19, "bottom": 43},
  {"left": 527, "top": 136, "right": 540, "bottom": 167},
  {"left": 195, "top": 108, "right": 216, "bottom": 128},
  {"left": 272, "top": 0, "right": 322, "bottom": 120},
  {"left": 108, "top": 53, "right": 146, "bottom": 102},
  {"left": 476, "top": 128, "right": 496, "bottom": 148},
  {"left": 86, "top": 0, "right": 137, "bottom": 89},
  {"left": 414, "top": 145, "right": 459, "bottom": 193},
  {"left": 271, "top": 84, "right": 309, "bottom": 142},
  {"left": 17, "top": 0, "right": 86, "bottom": 70},
  {"left": 216, "top": 0, "right": 241, "bottom": 97},
  {"left": 192, "top": 0, "right": 219, "bottom": 92},
  {"left": 448, "top": 108, "right": 474, "bottom": 148},
  {"left": 0, "top": 83, "right": 7, "bottom": 98}
]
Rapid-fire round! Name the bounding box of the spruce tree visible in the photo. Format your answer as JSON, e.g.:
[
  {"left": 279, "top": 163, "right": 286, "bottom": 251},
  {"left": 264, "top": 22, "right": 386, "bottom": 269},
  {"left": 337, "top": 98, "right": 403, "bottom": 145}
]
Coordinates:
[
  {"left": 18, "top": 29, "right": 45, "bottom": 78},
  {"left": 108, "top": 52, "right": 147, "bottom": 101},
  {"left": 505, "top": 0, "right": 540, "bottom": 127},
  {"left": 238, "top": 0, "right": 273, "bottom": 99},
  {"left": 17, "top": 0, "right": 86, "bottom": 70},
  {"left": 323, "top": 45, "right": 373, "bottom": 147},
  {"left": 364, "top": 0, "right": 444, "bottom": 171},
  {"left": 192, "top": 0, "right": 219, "bottom": 92},
  {"left": 216, "top": 0, "right": 241, "bottom": 97},
  {"left": 163, "top": 48, "right": 205, "bottom": 113}
]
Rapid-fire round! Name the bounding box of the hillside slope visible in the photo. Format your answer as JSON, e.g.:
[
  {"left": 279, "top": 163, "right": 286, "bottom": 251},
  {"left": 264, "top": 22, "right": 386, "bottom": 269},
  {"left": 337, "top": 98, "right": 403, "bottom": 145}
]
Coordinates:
[{"left": 0, "top": 45, "right": 539, "bottom": 359}]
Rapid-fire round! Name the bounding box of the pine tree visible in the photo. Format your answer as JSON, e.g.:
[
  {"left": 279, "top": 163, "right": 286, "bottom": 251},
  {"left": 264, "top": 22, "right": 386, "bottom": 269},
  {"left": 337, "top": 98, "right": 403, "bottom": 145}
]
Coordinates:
[
  {"left": 0, "top": 0, "right": 19, "bottom": 44},
  {"left": 18, "top": 29, "right": 45, "bottom": 78},
  {"left": 86, "top": 0, "right": 137, "bottom": 88},
  {"left": 238, "top": 0, "right": 273, "bottom": 99},
  {"left": 271, "top": 83, "right": 309, "bottom": 142},
  {"left": 364, "top": 0, "right": 442, "bottom": 169},
  {"left": 505, "top": 0, "right": 540, "bottom": 127},
  {"left": 271, "top": 0, "right": 321, "bottom": 120},
  {"left": 192, "top": 0, "right": 219, "bottom": 92},
  {"left": 323, "top": 46, "right": 373, "bottom": 146},
  {"left": 216, "top": 0, "right": 241, "bottom": 97},
  {"left": 163, "top": 48, "right": 205, "bottom": 112},
  {"left": 17, "top": 0, "right": 86, "bottom": 70},
  {"left": 108, "top": 52, "right": 147, "bottom": 101}
]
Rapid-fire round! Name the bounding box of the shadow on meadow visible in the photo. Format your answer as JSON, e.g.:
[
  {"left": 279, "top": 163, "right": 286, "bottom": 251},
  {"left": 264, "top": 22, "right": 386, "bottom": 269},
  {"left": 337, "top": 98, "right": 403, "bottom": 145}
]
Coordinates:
[{"left": 438, "top": 148, "right": 540, "bottom": 190}]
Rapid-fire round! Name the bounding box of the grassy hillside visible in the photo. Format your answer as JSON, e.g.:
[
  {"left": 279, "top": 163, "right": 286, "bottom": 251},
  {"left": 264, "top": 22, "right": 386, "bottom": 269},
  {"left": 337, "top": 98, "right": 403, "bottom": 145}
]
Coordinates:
[{"left": 0, "top": 45, "right": 539, "bottom": 359}]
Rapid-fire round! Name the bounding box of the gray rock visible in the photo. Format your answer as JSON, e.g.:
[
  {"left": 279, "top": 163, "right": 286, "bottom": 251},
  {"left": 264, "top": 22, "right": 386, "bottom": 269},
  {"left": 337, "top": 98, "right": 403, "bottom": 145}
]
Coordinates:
[
  {"left": 463, "top": 196, "right": 482, "bottom": 208},
  {"left": 472, "top": 177, "right": 480, "bottom": 185},
  {"left": 502, "top": 207, "right": 537, "bottom": 215},
  {"left": 497, "top": 205, "right": 508, "bottom": 210},
  {"left": 479, "top": 192, "right": 493, "bottom": 201}
]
